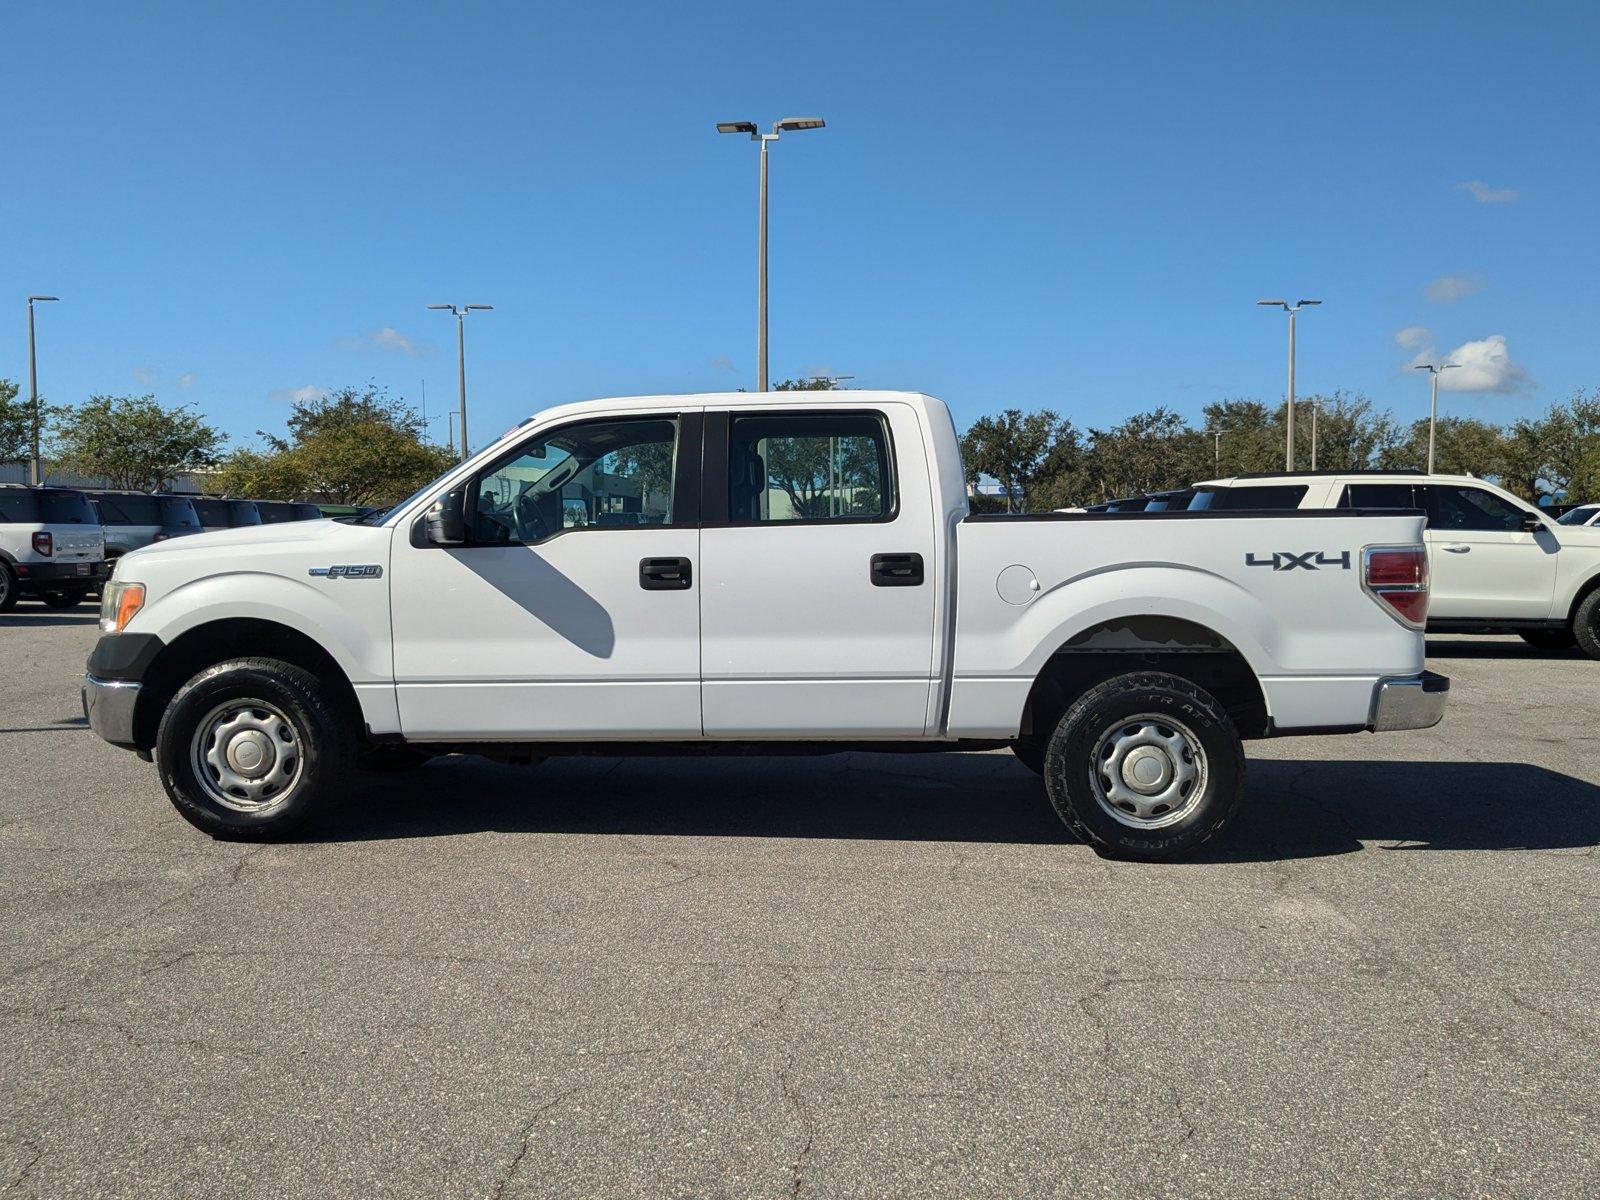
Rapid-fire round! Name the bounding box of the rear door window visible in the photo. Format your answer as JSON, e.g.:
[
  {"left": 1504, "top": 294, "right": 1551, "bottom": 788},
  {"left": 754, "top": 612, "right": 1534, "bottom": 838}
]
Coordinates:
[
  {"left": 1191, "top": 485, "right": 1308, "bottom": 510},
  {"left": 1340, "top": 483, "right": 1420, "bottom": 510},
  {"left": 727, "top": 412, "right": 893, "bottom": 523}
]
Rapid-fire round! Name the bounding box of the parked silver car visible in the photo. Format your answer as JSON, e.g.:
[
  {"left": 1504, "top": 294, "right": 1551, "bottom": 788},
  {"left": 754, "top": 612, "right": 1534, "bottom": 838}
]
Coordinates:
[
  {"left": 89, "top": 492, "right": 203, "bottom": 569},
  {"left": 187, "top": 496, "right": 263, "bottom": 534}
]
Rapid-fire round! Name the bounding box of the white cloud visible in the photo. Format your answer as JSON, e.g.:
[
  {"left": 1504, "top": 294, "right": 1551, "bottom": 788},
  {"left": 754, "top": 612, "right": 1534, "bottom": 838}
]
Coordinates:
[
  {"left": 177, "top": 372, "right": 197, "bottom": 389},
  {"left": 132, "top": 364, "right": 157, "bottom": 385},
  {"left": 1426, "top": 274, "right": 1482, "bottom": 303},
  {"left": 1402, "top": 333, "right": 1529, "bottom": 394},
  {"left": 269, "top": 384, "right": 325, "bottom": 405},
  {"left": 340, "top": 326, "right": 425, "bottom": 356},
  {"left": 1457, "top": 180, "right": 1517, "bottom": 204},
  {"left": 1395, "top": 325, "right": 1431, "bottom": 350}
]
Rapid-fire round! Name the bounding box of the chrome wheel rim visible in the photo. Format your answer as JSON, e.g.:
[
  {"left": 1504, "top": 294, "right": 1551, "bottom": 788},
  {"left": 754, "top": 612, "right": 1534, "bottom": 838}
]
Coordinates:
[
  {"left": 1089, "top": 713, "right": 1207, "bottom": 829},
  {"left": 190, "top": 700, "right": 304, "bottom": 813}
]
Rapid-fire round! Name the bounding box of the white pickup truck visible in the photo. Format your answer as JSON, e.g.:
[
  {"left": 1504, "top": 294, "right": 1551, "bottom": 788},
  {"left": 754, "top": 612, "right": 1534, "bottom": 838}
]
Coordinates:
[{"left": 83, "top": 392, "right": 1447, "bottom": 859}]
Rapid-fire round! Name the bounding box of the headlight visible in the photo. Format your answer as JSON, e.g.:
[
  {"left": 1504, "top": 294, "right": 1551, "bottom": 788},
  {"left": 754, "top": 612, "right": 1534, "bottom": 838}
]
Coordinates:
[{"left": 99, "top": 581, "right": 146, "bottom": 634}]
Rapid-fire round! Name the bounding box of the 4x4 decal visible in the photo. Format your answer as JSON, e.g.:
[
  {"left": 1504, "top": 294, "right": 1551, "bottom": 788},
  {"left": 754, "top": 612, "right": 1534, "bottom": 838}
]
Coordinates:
[{"left": 1245, "top": 551, "right": 1351, "bottom": 572}]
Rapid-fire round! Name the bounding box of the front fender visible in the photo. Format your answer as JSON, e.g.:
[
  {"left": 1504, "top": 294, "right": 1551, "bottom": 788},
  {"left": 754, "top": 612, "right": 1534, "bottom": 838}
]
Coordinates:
[{"left": 126, "top": 570, "right": 392, "bottom": 684}]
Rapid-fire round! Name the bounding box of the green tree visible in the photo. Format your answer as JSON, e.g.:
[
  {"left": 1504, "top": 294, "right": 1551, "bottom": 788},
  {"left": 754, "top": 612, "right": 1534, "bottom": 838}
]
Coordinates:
[
  {"left": 1199, "top": 399, "right": 1279, "bottom": 477},
  {"left": 1295, "top": 392, "right": 1401, "bottom": 471},
  {"left": 234, "top": 384, "right": 456, "bottom": 505},
  {"left": 1384, "top": 416, "right": 1507, "bottom": 478},
  {"left": 960, "top": 409, "right": 1077, "bottom": 513},
  {"left": 0, "top": 379, "right": 26, "bottom": 461},
  {"left": 1083, "top": 407, "right": 1204, "bottom": 501},
  {"left": 52, "top": 394, "right": 223, "bottom": 490}
]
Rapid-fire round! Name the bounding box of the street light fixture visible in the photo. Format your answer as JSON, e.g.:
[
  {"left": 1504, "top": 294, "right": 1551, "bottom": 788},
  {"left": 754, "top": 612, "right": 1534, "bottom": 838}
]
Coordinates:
[
  {"left": 26, "top": 295, "right": 60, "bottom": 487},
  {"left": 717, "top": 115, "right": 826, "bottom": 391},
  {"left": 427, "top": 303, "right": 493, "bottom": 461},
  {"left": 1414, "top": 362, "right": 1460, "bottom": 475},
  {"left": 1257, "top": 298, "right": 1321, "bottom": 471}
]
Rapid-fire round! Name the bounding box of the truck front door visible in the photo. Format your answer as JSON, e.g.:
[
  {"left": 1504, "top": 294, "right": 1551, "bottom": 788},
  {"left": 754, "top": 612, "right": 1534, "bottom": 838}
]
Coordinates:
[
  {"left": 697, "top": 404, "right": 939, "bottom": 737},
  {"left": 389, "top": 411, "right": 703, "bottom": 739}
]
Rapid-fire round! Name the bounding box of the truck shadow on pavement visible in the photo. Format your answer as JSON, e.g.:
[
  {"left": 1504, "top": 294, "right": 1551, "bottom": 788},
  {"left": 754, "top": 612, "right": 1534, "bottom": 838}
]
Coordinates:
[
  {"left": 311, "top": 752, "right": 1600, "bottom": 863},
  {"left": 0, "top": 610, "right": 100, "bottom": 629},
  {"left": 1427, "top": 638, "right": 1583, "bottom": 660}
]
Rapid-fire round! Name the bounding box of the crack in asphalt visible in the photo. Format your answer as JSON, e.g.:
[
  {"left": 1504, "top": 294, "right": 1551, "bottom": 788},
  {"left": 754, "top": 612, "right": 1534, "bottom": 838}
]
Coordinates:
[
  {"left": 1, "top": 845, "right": 267, "bottom": 986},
  {"left": 488, "top": 1087, "right": 574, "bottom": 1200}
]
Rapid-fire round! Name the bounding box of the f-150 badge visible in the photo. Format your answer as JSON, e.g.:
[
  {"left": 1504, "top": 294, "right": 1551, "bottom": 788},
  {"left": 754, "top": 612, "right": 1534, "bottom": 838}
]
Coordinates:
[
  {"left": 1245, "top": 551, "right": 1351, "bottom": 571},
  {"left": 308, "top": 565, "right": 383, "bottom": 579}
]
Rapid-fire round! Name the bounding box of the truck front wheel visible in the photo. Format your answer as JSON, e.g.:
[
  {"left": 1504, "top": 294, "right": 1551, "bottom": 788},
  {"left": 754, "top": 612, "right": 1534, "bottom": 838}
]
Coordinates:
[
  {"left": 1043, "top": 671, "right": 1244, "bottom": 861},
  {"left": 155, "top": 658, "right": 353, "bottom": 840}
]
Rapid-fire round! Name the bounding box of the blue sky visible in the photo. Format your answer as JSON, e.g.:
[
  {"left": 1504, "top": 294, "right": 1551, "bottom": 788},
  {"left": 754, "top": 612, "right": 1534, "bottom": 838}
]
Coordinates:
[{"left": 2, "top": 0, "right": 1596, "bottom": 451}]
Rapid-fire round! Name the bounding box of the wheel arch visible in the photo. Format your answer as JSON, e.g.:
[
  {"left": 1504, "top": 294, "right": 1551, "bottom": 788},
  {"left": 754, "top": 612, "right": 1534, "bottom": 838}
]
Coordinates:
[
  {"left": 132, "top": 617, "right": 362, "bottom": 750},
  {"left": 1018, "top": 615, "right": 1270, "bottom": 744},
  {"left": 1565, "top": 571, "right": 1600, "bottom": 626}
]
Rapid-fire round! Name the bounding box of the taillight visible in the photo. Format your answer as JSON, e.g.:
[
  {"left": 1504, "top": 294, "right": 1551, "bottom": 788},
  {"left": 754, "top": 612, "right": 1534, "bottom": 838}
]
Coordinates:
[
  {"left": 1364, "top": 545, "right": 1428, "bottom": 627},
  {"left": 32, "top": 532, "right": 52, "bottom": 556}
]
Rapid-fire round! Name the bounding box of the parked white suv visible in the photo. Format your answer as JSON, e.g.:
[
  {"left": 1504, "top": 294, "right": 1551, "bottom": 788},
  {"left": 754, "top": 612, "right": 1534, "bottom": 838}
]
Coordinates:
[
  {"left": 0, "top": 485, "right": 108, "bottom": 610},
  {"left": 1193, "top": 471, "right": 1600, "bottom": 655}
]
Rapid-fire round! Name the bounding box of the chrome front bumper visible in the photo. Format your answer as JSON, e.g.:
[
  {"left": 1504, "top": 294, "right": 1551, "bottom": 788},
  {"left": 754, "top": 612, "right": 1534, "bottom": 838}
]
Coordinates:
[
  {"left": 82, "top": 675, "right": 141, "bottom": 748},
  {"left": 1370, "top": 670, "right": 1450, "bottom": 732}
]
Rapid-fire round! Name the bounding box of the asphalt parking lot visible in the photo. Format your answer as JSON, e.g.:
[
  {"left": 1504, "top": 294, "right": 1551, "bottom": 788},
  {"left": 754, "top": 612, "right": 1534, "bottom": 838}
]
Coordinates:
[{"left": 2, "top": 607, "right": 1596, "bottom": 1199}]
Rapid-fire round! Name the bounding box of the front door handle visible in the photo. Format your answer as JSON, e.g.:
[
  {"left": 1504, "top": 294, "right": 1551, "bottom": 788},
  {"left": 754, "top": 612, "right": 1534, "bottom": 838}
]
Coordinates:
[
  {"left": 640, "top": 557, "right": 692, "bottom": 590},
  {"left": 1442, "top": 544, "right": 1471, "bottom": 553},
  {"left": 871, "top": 552, "right": 924, "bottom": 587}
]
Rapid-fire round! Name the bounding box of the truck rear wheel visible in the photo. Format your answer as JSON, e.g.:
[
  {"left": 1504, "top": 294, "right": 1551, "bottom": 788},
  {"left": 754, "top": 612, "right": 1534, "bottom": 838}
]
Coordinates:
[
  {"left": 1043, "top": 671, "right": 1244, "bottom": 861},
  {"left": 0, "top": 562, "right": 17, "bottom": 612},
  {"left": 156, "top": 657, "right": 353, "bottom": 841}
]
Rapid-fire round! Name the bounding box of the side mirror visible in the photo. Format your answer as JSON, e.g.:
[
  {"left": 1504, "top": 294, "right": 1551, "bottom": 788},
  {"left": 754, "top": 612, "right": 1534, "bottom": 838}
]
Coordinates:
[
  {"left": 1522, "top": 512, "right": 1545, "bottom": 533},
  {"left": 425, "top": 486, "right": 468, "bottom": 546}
]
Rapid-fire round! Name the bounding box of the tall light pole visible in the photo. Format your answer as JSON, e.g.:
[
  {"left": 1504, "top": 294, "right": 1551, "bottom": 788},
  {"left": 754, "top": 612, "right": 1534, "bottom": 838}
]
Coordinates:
[
  {"left": 1257, "top": 299, "right": 1321, "bottom": 471},
  {"left": 427, "top": 303, "right": 492, "bottom": 460},
  {"left": 1204, "top": 426, "right": 1231, "bottom": 471},
  {"left": 1415, "top": 362, "right": 1459, "bottom": 474},
  {"left": 717, "top": 116, "right": 826, "bottom": 392},
  {"left": 26, "top": 295, "right": 59, "bottom": 486}
]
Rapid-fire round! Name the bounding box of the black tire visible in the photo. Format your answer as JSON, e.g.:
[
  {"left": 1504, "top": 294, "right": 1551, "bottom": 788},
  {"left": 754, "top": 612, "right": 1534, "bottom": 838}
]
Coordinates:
[
  {"left": 1575, "top": 590, "right": 1600, "bottom": 660},
  {"left": 0, "top": 562, "right": 17, "bottom": 612},
  {"left": 1043, "top": 671, "right": 1245, "bottom": 861},
  {"left": 357, "top": 745, "right": 435, "bottom": 772},
  {"left": 156, "top": 657, "right": 354, "bottom": 840},
  {"left": 1010, "top": 740, "right": 1045, "bottom": 775},
  {"left": 39, "top": 586, "right": 90, "bottom": 609},
  {"left": 1520, "top": 627, "right": 1577, "bottom": 652}
]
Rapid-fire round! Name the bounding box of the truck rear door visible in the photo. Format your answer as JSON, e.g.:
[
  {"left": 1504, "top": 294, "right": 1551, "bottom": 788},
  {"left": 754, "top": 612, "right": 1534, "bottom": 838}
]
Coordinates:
[{"left": 697, "top": 402, "right": 939, "bottom": 736}]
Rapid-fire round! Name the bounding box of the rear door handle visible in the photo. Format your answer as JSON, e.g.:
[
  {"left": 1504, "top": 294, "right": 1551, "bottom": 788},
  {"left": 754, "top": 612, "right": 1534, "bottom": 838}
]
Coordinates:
[
  {"left": 870, "top": 552, "right": 924, "bottom": 587},
  {"left": 1442, "top": 545, "right": 1471, "bottom": 553},
  {"left": 640, "top": 557, "right": 692, "bottom": 590}
]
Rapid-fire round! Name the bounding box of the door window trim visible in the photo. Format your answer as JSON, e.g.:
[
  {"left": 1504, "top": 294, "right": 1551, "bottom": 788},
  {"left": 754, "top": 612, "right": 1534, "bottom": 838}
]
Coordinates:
[
  {"left": 415, "top": 411, "right": 702, "bottom": 549},
  {"left": 699, "top": 408, "right": 901, "bottom": 528}
]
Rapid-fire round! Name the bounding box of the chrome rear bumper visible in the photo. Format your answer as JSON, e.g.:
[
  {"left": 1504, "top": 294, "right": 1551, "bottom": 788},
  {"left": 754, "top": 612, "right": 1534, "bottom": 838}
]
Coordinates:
[{"left": 1370, "top": 671, "right": 1449, "bottom": 732}]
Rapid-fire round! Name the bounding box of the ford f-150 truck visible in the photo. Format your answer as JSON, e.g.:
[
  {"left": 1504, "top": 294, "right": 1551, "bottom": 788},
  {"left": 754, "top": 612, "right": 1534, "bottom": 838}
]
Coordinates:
[{"left": 83, "top": 392, "right": 1447, "bottom": 859}]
